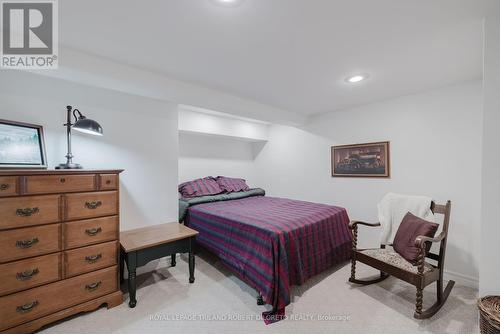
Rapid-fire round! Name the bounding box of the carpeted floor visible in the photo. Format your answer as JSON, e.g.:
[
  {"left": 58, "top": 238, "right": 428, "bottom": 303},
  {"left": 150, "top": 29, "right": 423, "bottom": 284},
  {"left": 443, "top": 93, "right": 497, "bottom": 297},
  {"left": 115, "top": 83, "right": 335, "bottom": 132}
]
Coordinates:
[{"left": 40, "top": 251, "right": 479, "bottom": 334}]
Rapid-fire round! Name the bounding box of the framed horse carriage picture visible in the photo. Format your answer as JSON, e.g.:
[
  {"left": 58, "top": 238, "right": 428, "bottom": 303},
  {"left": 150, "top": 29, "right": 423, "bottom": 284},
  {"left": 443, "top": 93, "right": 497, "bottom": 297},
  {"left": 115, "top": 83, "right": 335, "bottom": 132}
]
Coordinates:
[{"left": 331, "top": 141, "right": 390, "bottom": 178}]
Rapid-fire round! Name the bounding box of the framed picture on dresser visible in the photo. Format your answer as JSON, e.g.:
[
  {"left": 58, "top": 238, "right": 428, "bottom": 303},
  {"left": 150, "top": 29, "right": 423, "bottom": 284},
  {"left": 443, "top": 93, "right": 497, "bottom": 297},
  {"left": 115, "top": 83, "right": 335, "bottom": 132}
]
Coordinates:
[{"left": 0, "top": 119, "right": 47, "bottom": 169}]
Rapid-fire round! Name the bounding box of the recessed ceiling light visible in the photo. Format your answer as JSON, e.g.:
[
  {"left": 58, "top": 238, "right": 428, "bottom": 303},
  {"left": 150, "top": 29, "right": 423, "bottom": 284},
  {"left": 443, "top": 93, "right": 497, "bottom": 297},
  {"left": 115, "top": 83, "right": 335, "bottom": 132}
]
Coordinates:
[
  {"left": 346, "top": 74, "right": 369, "bottom": 83},
  {"left": 210, "top": 0, "right": 245, "bottom": 7}
]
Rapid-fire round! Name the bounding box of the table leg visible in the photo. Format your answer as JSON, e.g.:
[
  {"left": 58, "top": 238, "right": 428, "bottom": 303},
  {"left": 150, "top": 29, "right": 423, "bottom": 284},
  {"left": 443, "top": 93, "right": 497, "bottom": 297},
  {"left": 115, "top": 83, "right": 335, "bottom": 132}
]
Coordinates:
[
  {"left": 171, "top": 253, "right": 176, "bottom": 267},
  {"left": 120, "top": 249, "right": 125, "bottom": 284},
  {"left": 189, "top": 238, "right": 195, "bottom": 283},
  {"left": 257, "top": 294, "right": 265, "bottom": 305},
  {"left": 126, "top": 252, "right": 137, "bottom": 308}
]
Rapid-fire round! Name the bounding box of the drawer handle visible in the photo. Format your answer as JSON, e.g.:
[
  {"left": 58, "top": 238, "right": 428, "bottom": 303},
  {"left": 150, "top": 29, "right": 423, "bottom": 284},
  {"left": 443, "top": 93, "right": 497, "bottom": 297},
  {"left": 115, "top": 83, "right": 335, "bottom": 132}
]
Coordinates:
[
  {"left": 85, "top": 227, "right": 102, "bottom": 236},
  {"left": 0, "top": 183, "right": 10, "bottom": 191},
  {"left": 85, "top": 253, "right": 102, "bottom": 263},
  {"left": 85, "top": 281, "right": 102, "bottom": 291},
  {"left": 16, "top": 238, "right": 39, "bottom": 249},
  {"left": 16, "top": 268, "right": 40, "bottom": 281},
  {"left": 16, "top": 207, "right": 39, "bottom": 217},
  {"left": 85, "top": 201, "right": 102, "bottom": 210},
  {"left": 16, "top": 300, "right": 39, "bottom": 313},
  {"left": 60, "top": 178, "right": 66, "bottom": 183}
]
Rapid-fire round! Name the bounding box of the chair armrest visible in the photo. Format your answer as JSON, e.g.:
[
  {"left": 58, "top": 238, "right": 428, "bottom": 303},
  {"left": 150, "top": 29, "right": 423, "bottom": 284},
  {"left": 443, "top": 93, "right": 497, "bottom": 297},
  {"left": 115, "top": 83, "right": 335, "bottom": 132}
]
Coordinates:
[
  {"left": 414, "top": 232, "right": 446, "bottom": 248},
  {"left": 349, "top": 220, "right": 381, "bottom": 230},
  {"left": 349, "top": 221, "right": 381, "bottom": 250},
  {"left": 414, "top": 232, "right": 446, "bottom": 274}
]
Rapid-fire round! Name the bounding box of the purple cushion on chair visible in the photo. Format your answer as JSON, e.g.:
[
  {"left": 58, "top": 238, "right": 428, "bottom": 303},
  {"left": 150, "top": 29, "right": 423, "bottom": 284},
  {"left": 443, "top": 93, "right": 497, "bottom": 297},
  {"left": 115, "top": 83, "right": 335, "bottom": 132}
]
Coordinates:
[
  {"left": 178, "top": 177, "right": 223, "bottom": 198},
  {"left": 215, "top": 176, "right": 250, "bottom": 193},
  {"left": 393, "top": 212, "right": 439, "bottom": 264}
]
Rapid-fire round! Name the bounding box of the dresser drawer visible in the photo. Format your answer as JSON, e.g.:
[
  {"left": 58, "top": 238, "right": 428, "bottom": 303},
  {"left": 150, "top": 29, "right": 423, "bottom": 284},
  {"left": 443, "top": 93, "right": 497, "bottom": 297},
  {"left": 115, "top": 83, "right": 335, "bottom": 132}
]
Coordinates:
[
  {"left": 25, "top": 175, "right": 96, "bottom": 195},
  {"left": 0, "top": 176, "right": 19, "bottom": 197},
  {"left": 0, "top": 266, "right": 118, "bottom": 331},
  {"left": 0, "top": 253, "right": 61, "bottom": 297},
  {"left": 0, "top": 195, "right": 61, "bottom": 230},
  {"left": 0, "top": 224, "right": 61, "bottom": 263},
  {"left": 64, "top": 241, "right": 118, "bottom": 278},
  {"left": 63, "top": 216, "right": 119, "bottom": 249},
  {"left": 99, "top": 174, "right": 118, "bottom": 191},
  {"left": 65, "top": 191, "right": 118, "bottom": 221}
]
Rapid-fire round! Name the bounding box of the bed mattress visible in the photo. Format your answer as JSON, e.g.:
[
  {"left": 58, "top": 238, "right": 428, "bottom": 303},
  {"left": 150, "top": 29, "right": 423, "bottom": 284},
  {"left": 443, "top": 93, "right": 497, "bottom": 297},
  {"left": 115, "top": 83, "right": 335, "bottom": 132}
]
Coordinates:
[{"left": 184, "top": 195, "right": 352, "bottom": 321}]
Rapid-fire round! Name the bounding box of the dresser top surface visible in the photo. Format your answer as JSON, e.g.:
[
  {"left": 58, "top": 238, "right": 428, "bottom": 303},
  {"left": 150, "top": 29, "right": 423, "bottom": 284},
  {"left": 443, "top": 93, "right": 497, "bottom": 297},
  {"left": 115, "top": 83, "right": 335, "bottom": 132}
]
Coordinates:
[{"left": 0, "top": 169, "right": 124, "bottom": 176}]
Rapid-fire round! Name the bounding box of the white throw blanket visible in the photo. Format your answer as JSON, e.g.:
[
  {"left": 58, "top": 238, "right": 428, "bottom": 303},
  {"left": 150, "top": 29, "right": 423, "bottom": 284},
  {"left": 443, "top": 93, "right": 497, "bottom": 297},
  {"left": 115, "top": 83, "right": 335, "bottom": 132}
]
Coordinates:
[{"left": 378, "top": 193, "right": 435, "bottom": 245}]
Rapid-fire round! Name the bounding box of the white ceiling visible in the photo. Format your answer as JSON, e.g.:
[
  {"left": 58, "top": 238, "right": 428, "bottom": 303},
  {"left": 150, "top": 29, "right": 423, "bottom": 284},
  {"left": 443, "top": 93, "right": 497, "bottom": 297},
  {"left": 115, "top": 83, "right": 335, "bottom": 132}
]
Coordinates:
[{"left": 60, "top": 0, "right": 485, "bottom": 116}]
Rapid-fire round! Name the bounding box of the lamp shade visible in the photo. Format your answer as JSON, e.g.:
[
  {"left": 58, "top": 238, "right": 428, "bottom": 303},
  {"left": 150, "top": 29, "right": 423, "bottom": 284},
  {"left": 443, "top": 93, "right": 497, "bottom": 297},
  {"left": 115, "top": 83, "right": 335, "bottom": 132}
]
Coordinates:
[{"left": 73, "top": 117, "right": 103, "bottom": 136}]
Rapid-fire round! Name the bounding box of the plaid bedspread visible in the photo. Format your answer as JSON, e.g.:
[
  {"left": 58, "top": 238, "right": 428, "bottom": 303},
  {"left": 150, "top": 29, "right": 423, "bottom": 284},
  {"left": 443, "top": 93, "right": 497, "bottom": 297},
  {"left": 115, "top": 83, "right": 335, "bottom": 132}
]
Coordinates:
[{"left": 184, "top": 195, "right": 352, "bottom": 322}]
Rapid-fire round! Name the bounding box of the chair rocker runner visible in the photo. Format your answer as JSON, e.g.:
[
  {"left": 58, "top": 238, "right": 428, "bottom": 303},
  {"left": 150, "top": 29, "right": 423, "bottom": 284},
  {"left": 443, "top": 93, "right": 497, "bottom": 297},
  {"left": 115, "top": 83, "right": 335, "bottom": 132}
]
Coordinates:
[{"left": 348, "top": 200, "right": 454, "bottom": 319}]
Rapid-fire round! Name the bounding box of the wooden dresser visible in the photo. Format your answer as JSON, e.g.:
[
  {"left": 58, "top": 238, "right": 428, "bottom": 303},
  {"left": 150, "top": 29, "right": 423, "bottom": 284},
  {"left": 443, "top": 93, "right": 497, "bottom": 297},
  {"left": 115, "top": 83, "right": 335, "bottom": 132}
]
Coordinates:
[{"left": 0, "top": 170, "right": 124, "bottom": 334}]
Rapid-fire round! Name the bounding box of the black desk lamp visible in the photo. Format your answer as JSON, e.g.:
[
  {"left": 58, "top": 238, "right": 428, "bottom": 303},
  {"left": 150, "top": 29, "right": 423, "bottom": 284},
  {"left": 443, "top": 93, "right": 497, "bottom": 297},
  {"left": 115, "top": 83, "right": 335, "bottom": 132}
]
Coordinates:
[{"left": 56, "top": 105, "right": 103, "bottom": 169}]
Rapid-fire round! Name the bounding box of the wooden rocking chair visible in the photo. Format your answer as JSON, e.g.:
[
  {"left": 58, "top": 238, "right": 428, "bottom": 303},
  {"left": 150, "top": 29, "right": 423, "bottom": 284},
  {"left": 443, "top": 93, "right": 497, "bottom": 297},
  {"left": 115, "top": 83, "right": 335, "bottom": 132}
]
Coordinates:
[{"left": 348, "top": 200, "right": 454, "bottom": 319}]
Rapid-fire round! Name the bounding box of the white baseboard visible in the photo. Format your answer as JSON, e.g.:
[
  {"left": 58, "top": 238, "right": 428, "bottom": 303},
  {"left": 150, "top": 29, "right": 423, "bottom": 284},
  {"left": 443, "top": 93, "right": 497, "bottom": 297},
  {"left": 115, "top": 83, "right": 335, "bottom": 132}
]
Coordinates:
[{"left": 444, "top": 270, "right": 479, "bottom": 289}]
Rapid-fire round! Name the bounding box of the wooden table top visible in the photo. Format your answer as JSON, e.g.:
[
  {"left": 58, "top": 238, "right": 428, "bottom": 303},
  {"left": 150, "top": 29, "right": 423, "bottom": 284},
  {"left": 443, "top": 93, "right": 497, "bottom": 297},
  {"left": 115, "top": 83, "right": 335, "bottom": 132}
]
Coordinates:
[{"left": 120, "top": 223, "right": 198, "bottom": 252}]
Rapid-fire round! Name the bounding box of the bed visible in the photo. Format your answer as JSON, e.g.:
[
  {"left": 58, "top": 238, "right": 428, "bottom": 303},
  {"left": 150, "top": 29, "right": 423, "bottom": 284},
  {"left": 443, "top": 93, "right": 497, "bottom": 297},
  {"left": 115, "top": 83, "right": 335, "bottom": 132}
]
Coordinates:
[{"left": 179, "top": 189, "right": 352, "bottom": 322}]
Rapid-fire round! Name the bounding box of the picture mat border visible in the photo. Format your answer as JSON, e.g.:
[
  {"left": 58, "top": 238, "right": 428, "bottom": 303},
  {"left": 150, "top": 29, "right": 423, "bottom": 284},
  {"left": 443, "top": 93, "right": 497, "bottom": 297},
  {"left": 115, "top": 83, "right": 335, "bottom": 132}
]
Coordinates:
[{"left": 0, "top": 119, "right": 48, "bottom": 169}]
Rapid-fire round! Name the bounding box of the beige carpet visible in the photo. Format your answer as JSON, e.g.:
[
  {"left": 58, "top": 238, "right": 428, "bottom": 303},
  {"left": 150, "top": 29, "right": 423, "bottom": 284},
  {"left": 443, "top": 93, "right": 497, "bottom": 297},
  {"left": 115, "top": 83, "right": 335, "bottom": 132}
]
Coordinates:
[{"left": 40, "top": 251, "right": 479, "bottom": 334}]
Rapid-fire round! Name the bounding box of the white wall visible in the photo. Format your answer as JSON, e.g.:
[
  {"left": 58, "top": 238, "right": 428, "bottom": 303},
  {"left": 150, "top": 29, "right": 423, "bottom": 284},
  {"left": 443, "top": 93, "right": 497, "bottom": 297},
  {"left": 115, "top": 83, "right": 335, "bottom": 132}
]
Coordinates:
[
  {"left": 254, "top": 81, "right": 483, "bottom": 287},
  {"left": 178, "top": 109, "right": 267, "bottom": 187},
  {"left": 480, "top": 0, "right": 500, "bottom": 295},
  {"left": 36, "top": 47, "right": 306, "bottom": 126},
  {"left": 179, "top": 106, "right": 269, "bottom": 141},
  {"left": 0, "top": 71, "right": 179, "bottom": 231},
  {"left": 178, "top": 133, "right": 260, "bottom": 187}
]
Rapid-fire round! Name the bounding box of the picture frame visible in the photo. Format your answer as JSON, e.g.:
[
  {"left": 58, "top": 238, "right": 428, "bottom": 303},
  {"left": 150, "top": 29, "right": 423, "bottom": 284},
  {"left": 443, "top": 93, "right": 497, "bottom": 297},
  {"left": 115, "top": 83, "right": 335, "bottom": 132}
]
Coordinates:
[
  {"left": 331, "top": 141, "right": 390, "bottom": 178},
  {"left": 0, "top": 119, "right": 48, "bottom": 169}
]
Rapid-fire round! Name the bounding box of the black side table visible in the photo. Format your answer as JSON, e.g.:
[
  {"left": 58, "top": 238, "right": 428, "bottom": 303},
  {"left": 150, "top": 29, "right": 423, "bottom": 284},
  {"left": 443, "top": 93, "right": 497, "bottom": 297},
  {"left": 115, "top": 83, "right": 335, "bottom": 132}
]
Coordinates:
[{"left": 120, "top": 223, "right": 199, "bottom": 308}]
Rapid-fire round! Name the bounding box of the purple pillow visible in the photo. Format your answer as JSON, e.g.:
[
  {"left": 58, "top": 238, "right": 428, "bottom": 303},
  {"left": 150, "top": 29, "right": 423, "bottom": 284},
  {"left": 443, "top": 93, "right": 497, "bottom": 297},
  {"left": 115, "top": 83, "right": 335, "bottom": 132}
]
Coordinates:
[
  {"left": 216, "top": 176, "right": 250, "bottom": 193},
  {"left": 393, "top": 212, "right": 439, "bottom": 264},
  {"left": 178, "top": 177, "right": 223, "bottom": 198}
]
